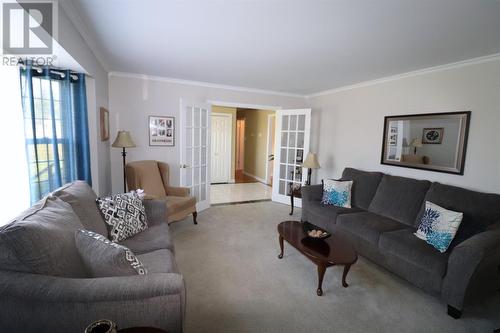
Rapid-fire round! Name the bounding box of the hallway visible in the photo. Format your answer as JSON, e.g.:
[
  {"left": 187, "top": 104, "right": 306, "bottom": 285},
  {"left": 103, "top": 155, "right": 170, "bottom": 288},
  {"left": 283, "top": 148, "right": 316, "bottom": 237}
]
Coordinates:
[{"left": 210, "top": 182, "right": 272, "bottom": 205}]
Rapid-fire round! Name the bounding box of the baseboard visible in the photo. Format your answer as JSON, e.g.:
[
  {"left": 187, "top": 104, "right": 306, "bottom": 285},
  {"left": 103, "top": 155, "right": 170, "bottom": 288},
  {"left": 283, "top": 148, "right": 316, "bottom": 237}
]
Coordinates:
[
  {"left": 229, "top": 178, "right": 236, "bottom": 184},
  {"left": 242, "top": 171, "right": 267, "bottom": 184}
]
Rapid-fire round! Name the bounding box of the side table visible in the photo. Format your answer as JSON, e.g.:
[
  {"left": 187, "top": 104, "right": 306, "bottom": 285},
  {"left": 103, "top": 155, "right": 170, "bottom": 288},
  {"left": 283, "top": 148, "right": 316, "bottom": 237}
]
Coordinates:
[{"left": 288, "top": 183, "right": 302, "bottom": 215}]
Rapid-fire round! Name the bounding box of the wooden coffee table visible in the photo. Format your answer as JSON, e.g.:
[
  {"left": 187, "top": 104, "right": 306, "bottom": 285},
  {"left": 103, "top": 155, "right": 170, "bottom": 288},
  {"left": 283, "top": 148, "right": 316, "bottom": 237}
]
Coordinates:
[{"left": 277, "top": 220, "right": 358, "bottom": 296}]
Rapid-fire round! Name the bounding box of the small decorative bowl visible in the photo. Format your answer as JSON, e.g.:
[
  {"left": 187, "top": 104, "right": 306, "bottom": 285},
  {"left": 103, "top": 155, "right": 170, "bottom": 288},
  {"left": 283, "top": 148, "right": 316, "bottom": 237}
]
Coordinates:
[{"left": 302, "top": 221, "right": 331, "bottom": 240}]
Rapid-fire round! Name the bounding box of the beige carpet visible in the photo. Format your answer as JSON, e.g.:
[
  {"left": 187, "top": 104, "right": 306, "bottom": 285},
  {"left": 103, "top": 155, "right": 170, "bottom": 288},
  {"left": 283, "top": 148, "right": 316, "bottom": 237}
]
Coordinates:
[{"left": 170, "top": 201, "right": 500, "bottom": 333}]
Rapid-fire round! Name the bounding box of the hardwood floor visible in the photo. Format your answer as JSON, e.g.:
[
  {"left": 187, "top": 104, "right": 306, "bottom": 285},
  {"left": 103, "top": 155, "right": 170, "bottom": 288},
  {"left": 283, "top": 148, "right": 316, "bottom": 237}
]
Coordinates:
[{"left": 235, "top": 170, "right": 259, "bottom": 183}]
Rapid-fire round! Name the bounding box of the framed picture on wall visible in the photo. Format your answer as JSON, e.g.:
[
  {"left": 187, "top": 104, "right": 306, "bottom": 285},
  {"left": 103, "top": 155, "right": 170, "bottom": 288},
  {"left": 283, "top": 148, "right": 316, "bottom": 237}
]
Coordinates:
[
  {"left": 149, "top": 115, "right": 175, "bottom": 146},
  {"left": 422, "top": 128, "right": 444, "bottom": 144},
  {"left": 100, "top": 107, "right": 109, "bottom": 141}
]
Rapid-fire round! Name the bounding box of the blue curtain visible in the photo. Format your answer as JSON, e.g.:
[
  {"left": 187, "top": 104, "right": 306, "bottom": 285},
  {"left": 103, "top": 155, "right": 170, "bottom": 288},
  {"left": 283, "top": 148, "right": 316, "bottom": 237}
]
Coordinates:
[{"left": 20, "top": 61, "right": 92, "bottom": 204}]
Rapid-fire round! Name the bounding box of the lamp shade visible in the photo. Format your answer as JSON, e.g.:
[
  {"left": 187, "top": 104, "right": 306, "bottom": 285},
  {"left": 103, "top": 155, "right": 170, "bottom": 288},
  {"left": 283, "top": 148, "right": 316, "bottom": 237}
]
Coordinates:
[
  {"left": 410, "top": 138, "right": 423, "bottom": 148},
  {"left": 302, "top": 152, "right": 320, "bottom": 169},
  {"left": 112, "top": 131, "right": 136, "bottom": 148}
]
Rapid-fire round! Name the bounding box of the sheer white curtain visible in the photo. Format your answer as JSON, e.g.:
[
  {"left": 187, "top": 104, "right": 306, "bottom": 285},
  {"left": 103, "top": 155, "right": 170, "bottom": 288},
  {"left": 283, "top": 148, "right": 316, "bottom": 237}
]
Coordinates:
[{"left": 0, "top": 64, "right": 30, "bottom": 224}]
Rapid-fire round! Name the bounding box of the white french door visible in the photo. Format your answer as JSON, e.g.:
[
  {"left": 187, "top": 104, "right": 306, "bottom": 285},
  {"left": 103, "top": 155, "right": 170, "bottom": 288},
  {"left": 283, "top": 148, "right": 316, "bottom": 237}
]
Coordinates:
[
  {"left": 179, "top": 100, "right": 211, "bottom": 211},
  {"left": 211, "top": 113, "right": 232, "bottom": 183},
  {"left": 272, "top": 109, "right": 311, "bottom": 206}
]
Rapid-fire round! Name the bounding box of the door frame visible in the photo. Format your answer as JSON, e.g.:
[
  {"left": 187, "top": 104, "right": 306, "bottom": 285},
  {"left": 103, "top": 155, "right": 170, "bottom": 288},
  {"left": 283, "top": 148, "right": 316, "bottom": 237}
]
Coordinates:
[
  {"left": 265, "top": 114, "right": 276, "bottom": 186},
  {"left": 211, "top": 112, "right": 232, "bottom": 184},
  {"left": 179, "top": 99, "right": 211, "bottom": 212},
  {"left": 207, "top": 99, "right": 282, "bottom": 178}
]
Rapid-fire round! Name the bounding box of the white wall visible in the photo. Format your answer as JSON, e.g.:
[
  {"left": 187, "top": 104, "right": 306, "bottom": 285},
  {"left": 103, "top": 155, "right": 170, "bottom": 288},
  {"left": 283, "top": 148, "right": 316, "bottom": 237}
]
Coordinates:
[
  {"left": 308, "top": 59, "right": 500, "bottom": 193},
  {"left": 57, "top": 4, "right": 111, "bottom": 195},
  {"left": 108, "top": 74, "right": 307, "bottom": 194}
]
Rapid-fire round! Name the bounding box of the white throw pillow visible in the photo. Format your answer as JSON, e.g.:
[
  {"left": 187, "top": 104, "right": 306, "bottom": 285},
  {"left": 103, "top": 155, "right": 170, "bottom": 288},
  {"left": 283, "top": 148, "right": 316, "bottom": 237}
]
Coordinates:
[
  {"left": 414, "top": 201, "right": 463, "bottom": 253},
  {"left": 321, "top": 179, "right": 353, "bottom": 208}
]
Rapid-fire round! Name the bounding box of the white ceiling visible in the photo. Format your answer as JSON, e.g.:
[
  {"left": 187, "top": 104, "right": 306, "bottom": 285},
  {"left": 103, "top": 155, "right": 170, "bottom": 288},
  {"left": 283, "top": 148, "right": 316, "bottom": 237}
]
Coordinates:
[{"left": 70, "top": 0, "right": 500, "bottom": 95}]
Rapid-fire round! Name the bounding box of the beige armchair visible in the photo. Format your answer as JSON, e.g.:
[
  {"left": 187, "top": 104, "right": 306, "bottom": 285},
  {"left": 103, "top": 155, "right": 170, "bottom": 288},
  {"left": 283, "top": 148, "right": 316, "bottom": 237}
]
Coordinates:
[{"left": 126, "top": 160, "right": 197, "bottom": 224}]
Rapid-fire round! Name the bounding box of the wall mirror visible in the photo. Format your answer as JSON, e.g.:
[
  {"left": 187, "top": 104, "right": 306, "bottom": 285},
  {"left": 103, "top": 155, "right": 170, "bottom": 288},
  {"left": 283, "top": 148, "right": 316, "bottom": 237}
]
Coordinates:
[{"left": 381, "top": 111, "right": 471, "bottom": 175}]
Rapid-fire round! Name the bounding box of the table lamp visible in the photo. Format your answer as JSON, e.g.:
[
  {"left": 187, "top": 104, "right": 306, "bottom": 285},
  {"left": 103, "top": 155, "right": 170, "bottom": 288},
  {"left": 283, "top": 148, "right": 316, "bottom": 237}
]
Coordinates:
[
  {"left": 302, "top": 152, "right": 321, "bottom": 186},
  {"left": 410, "top": 138, "right": 423, "bottom": 155},
  {"left": 112, "top": 131, "right": 136, "bottom": 192}
]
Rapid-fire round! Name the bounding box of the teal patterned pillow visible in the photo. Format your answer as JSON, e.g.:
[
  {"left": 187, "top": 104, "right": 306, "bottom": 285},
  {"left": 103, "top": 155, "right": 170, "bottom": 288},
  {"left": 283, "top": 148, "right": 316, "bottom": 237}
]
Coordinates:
[
  {"left": 321, "top": 179, "right": 353, "bottom": 208},
  {"left": 414, "top": 201, "right": 463, "bottom": 253}
]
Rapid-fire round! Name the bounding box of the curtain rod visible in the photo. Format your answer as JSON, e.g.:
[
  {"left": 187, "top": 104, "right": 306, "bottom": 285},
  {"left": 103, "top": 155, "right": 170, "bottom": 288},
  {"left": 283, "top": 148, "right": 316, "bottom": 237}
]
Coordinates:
[{"left": 19, "top": 63, "right": 80, "bottom": 80}]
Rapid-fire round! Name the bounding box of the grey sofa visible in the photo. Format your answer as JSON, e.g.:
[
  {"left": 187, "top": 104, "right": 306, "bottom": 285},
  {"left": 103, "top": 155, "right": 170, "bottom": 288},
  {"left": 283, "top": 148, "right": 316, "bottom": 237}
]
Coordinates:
[
  {"left": 302, "top": 167, "right": 500, "bottom": 319},
  {"left": 0, "top": 181, "right": 185, "bottom": 332}
]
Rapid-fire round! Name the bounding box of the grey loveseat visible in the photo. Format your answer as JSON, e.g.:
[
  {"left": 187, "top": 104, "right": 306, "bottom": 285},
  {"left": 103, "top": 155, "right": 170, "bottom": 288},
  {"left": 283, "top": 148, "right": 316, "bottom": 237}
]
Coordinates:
[
  {"left": 302, "top": 168, "right": 500, "bottom": 318},
  {"left": 0, "top": 181, "right": 185, "bottom": 332}
]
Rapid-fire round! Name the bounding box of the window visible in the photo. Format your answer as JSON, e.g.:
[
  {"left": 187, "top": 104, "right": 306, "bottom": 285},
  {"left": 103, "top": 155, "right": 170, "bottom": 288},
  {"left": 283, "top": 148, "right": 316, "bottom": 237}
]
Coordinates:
[
  {"left": 20, "top": 62, "right": 91, "bottom": 204},
  {"left": 0, "top": 65, "right": 30, "bottom": 223}
]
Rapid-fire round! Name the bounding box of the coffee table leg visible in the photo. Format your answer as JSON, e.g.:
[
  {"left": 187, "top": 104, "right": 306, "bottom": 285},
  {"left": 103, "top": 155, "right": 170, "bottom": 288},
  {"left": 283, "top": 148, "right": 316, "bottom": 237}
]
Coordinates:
[
  {"left": 278, "top": 235, "right": 284, "bottom": 259},
  {"left": 317, "top": 264, "right": 326, "bottom": 296},
  {"left": 342, "top": 264, "right": 351, "bottom": 288}
]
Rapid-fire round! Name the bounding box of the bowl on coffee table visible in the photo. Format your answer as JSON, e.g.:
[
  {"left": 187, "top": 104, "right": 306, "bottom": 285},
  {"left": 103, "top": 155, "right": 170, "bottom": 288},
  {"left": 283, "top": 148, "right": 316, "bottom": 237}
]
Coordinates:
[{"left": 302, "top": 221, "right": 331, "bottom": 240}]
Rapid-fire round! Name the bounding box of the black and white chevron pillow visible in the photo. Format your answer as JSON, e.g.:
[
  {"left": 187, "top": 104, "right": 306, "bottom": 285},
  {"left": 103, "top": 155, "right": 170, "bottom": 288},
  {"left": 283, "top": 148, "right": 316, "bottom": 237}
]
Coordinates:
[
  {"left": 96, "top": 192, "right": 148, "bottom": 242},
  {"left": 75, "top": 229, "right": 147, "bottom": 277}
]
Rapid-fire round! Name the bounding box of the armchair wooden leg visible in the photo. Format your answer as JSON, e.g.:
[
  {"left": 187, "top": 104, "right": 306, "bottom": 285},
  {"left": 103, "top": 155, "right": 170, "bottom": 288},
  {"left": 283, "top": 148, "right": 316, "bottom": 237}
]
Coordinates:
[{"left": 193, "top": 211, "right": 198, "bottom": 225}]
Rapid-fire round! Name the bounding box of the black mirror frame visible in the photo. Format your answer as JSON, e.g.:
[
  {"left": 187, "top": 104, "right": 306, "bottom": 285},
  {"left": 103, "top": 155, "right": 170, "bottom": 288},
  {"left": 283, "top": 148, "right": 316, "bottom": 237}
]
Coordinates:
[{"left": 380, "top": 111, "right": 471, "bottom": 175}]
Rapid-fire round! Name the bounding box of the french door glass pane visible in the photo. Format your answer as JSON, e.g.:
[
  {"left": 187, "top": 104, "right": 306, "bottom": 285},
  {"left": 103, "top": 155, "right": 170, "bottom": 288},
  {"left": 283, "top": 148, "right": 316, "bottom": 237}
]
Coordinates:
[
  {"left": 186, "top": 168, "right": 192, "bottom": 187},
  {"left": 186, "top": 148, "right": 192, "bottom": 166},
  {"left": 298, "top": 115, "right": 305, "bottom": 131},
  {"left": 289, "top": 132, "right": 296, "bottom": 147},
  {"left": 201, "top": 166, "right": 206, "bottom": 183},
  {"left": 297, "top": 132, "right": 304, "bottom": 149},
  {"left": 193, "top": 147, "right": 200, "bottom": 166},
  {"left": 201, "top": 109, "right": 207, "bottom": 127},
  {"left": 281, "top": 132, "right": 288, "bottom": 146},
  {"left": 201, "top": 147, "right": 207, "bottom": 165},
  {"left": 186, "top": 107, "right": 192, "bottom": 126},
  {"left": 296, "top": 149, "right": 304, "bottom": 163},
  {"left": 279, "top": 180, "right": 286, "bottom": 195},
  {"left": 295, "top": 166, "right": 302, "bottom": 181},
  {"left": 290, "top": 115, "right": 297, "bottom": 130},
  {"left": 194, "top": 130, "right": 200, "bottom": 147},
  {"left": 280, "top": 164, "right": 286, "bottom": 180},
  {"left": 287, "top": 149, "right": 295, "bottom": 164},
  {"left": 194, "top": 167, "right": 200, "bottom": 185},
  {"left": 201, "top": 185, "right": 206, "bottom": 201},
  {"left": 194, "top": 108, "right": 200, "bottom": 127},
  {"left": 193, "top": 185, "right": 200, "bottom": 201},
  {"left": 201, "top": 128, "right": 207, "bottom": 146},
  {"left": 186, "top": 128, "right": 192, "bottom": 147},
  {"left": 287, "top": 165, "right": 294, "bottom": 180},
  {"left": 282, "top": 115, "right": 289, "bottom": 130},
  {"left": 280, "top": 149, "right": 287, "bottom": 163}
]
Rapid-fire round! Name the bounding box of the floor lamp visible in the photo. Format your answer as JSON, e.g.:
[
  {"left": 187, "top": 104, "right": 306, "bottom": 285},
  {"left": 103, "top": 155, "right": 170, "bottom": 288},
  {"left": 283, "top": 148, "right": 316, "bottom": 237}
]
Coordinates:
[{"left": 112, "top": 131, "right": 136, "bottom": 192}]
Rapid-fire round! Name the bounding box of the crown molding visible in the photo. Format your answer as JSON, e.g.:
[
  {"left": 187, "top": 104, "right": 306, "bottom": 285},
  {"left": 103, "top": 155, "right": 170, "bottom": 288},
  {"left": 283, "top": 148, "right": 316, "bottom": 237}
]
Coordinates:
[
  {"left": 307, "top": 53, "right": 500, "bottom": 99},
  {"left": 109, "top": 52, "right": 499, "bottom": 100},
  {"left": 59, "top": 0, "right": 109, "bottom": 72},
  {"left": 108, "top": 71, "right": 306, "bottom": 98}
]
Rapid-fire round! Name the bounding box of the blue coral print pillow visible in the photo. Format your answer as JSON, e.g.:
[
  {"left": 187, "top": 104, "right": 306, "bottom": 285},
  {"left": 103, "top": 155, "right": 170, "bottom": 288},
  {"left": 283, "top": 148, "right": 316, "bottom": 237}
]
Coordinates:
[
  {"left": 321, "top": 179, "right": 353, "bottom": 208},
  {"left": 414, "top": 201, "right": 463, "bottom": 253}
]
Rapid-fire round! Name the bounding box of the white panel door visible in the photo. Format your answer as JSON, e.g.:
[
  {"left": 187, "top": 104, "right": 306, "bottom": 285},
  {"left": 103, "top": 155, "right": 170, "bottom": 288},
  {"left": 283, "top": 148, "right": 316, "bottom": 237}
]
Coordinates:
[
  {"left": 179, "top": 100, "right": 211, "bottom": 212},
  {"left": 211, "top": 113, "right": 231, "bottom": 183},
  {"left": 272, "top": 109, "right": 311, "bottom": 206}
]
